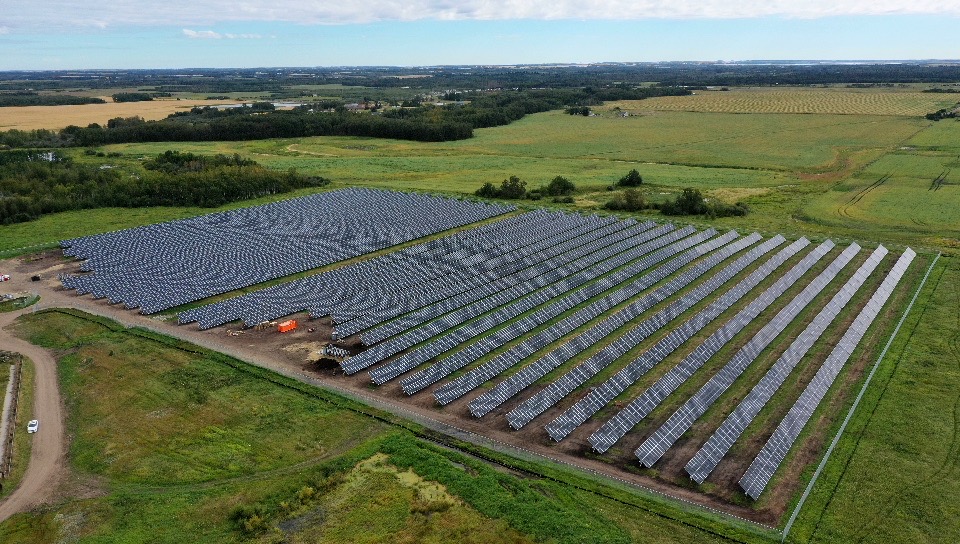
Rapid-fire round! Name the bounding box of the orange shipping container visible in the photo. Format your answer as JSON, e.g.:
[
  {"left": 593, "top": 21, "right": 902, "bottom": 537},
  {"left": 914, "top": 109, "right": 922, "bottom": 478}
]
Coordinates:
[{"left": 278, "top": 320, "right": 297, "bottom": 333}]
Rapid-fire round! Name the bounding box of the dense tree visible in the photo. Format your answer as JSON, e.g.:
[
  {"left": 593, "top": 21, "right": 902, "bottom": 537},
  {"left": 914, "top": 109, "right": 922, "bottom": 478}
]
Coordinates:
[
  {"left": 499, "top": 176, "right": 527, "bottom": 199},
  {"left": 617, "top": 169, "right": 643, "bottom": 187},
  {"left": 544, "top": 175, "right": 576, "bottom": 196},
  {"left": 0, "top": 150, "right": 327, "bottom": 225},
  {"left": 112, "top": 92, "right": 154, "bottom": 102}
]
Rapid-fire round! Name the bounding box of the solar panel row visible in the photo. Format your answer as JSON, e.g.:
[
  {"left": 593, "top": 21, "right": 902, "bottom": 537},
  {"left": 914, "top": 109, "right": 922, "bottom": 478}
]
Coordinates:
[
  {"left": 543, "top": 236, "right": 804, "bottom": 442},
  {"left": 470, "top": 232, "right": 767, "bottom": 419},
  {"left": 681, "top": 244, "right": 886, "bottom": 482},
  {"left": 739, "top": 248, "right": 915, "bottom": 499},
  {"left": 588, "top": 238, "right": 833, "bottom": 454}
]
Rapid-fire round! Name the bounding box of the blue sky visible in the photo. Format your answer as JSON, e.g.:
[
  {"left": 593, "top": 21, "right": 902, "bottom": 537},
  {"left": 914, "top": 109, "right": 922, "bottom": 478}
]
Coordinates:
[{"left": 1, "top": 1, "right": 959, "bottom": 69}]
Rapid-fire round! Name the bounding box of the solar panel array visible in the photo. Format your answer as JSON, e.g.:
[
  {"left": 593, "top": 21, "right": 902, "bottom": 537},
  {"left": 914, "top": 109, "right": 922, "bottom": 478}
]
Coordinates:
[
  {"left": 469, "top": 232, "right": 769, "bottom": 419},
  {"left": 587, "top": 239, "right": 833, "bottom": 454},
  {"left": 179, "top": 207, "right": 602, "bottom": 329},
  {"left": 634, "top": 242, "right": 873, "bottom": 469},
  {"left": 680, "top": 244, "right": 886, "bottom": 483},
  {"left": 350, "top": 222, "right": 680, "bottom": 377},
  {"left": 739, "top": 248, "right": 915, "bottom": 499},
  {"left": 544, "top": 236, "right": 804, "bottom": 442},
  {"left": 59, "top": 188, "right": 513, "bottom": 314},
  {"left": 58, "top": 185, "right": 920, "bottom": 504},
  {"left": 431, "top": 231, "right": 746, "bottom": 405},
  {"left": 397, "top": 228, "right": 726, "bottom": 396}
]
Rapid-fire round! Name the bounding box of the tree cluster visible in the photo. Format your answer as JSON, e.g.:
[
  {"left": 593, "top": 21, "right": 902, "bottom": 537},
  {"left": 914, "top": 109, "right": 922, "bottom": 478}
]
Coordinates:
[
  {"left": 0, "top": 150, "right": 328, "bottom": 225},
  {"left": 0, "top": 92, "right": 105, "bottom": 107},
  {"left": 112, "top": 92, "right": 155, "bottom": 102},
  {"left": 476, "top": 175, "right": 578, "bottom": 202},
  {"left": 617, "top": 169, "right": 643, "bottom": 187},
  {"left": 925, "top": 108, "right": 959, "bottom": 121},
  {"left": 605, "top": 187, "right": 749, "bottom": 218}
]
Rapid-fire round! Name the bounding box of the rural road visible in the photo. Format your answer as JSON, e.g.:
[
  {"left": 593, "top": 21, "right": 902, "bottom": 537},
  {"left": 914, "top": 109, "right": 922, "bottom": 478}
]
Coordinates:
[{"left": 0, "top": 307, "right": 68, "bottom": 523}]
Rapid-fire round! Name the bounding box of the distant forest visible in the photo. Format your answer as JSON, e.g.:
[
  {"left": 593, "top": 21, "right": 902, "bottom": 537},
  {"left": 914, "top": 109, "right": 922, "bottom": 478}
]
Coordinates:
[
  {"left": 0, "top": 87, "right": 690, "bottom": 147},
  {"left": 1, "top": 63, "right": 959, "bottom": 94}
]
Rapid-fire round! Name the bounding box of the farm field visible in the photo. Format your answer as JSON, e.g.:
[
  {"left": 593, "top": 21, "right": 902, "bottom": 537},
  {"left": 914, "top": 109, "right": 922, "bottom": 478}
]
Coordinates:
[
  {"left": 0, "top": 310, "right": 764, "bottom": 544},
  {"left": 0, "top": 98, "right": 242, "bottom": 131},
  {"left": 604, "top": 86, "right": 959, "bottom": 116}
]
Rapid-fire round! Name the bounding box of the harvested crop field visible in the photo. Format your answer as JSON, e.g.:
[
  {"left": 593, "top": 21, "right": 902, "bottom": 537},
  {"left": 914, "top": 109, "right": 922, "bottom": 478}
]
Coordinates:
[
  {"left": 0, "top": 99, "right": 241, "bottom": 131},
  {"left": 603, "top": 87, "right": 958, "bottom": 116}
]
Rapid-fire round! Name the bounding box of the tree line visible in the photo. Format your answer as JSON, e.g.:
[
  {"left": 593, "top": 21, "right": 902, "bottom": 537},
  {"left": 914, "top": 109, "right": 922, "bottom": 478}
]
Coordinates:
[
  {"left": 0, "top": 92, "right": 105, "bottom": 107},
  {"left": 0, "top": 150, "right": 327, "bottom": 225}
]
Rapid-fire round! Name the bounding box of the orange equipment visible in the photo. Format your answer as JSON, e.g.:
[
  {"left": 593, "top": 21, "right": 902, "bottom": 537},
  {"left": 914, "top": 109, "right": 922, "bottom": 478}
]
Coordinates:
[{"left": 278, "top": 320, "right": 298, "bottom": 333}]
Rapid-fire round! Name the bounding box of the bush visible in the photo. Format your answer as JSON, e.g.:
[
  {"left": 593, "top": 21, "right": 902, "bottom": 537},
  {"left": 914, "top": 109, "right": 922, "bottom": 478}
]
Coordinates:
[
  {"left": 617, "top": 169, "right": 643, "bottom": 187},
  {"left": 475, "top": 182, "right": 499, "bottom": 198},
  {"left": 605, "top": 188, "right": 647, "bottom": 212},
  {"left": 660, "top": 187, "right": 749, "bottom": 217},
  {"left": 565, "top": 106, "right": 591, "bottom": 116},
  {"left": 544, "top": 175, "right": 576, "bottom": 196},
  {"left": 475, "top": 175, "right": 527, "bottom": 199},
  {"left": 499, "top": 175, "right": 527, "bottom": 199}
]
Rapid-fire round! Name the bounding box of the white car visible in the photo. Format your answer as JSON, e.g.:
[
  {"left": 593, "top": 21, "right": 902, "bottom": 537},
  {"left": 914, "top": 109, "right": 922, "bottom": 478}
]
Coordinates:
[
  {"left": 0, "top": 274, "right": 10, "bottom": 282},
  {"left": 27, "top": 420, "right": 39, "bottom": 433}
]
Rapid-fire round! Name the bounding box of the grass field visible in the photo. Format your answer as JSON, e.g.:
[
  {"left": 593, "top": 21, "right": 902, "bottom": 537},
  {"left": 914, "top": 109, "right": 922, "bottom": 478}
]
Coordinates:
[
  {"left": 0, "top": 310, "right": 772, "bottom": 543},
  {"left": 0, "top": 357, "right": 33, "bottom": 501},
  {"left": 787, "top": 256, "right": 960, "bottom": 543}
]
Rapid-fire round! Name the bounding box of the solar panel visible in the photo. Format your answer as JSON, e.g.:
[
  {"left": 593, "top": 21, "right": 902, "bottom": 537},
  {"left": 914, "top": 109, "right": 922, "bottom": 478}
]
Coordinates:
[
  {"left": 542, "top": 236, "right": 804, "bottom": 442},
  {"left": 588, "top": 238, "right": 832, "bottom": 454},
  {"left": 62, "top": 188, "right": 515, "bottom": 314},
  {"left": 682, "top": 244, "right": 886, "bottom": 483},
  {"left": 739, "top": 248, "right": 915, "bottom": 499}
]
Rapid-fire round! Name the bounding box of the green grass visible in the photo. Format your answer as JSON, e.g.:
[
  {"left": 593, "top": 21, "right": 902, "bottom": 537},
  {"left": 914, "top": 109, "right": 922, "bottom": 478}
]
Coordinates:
[
  {"left": 786, "top": 256, "right": 960, "bottom": 543},
  {"left": 0, "top": 357, "right": 34, "bottom": 500},
  {"left": 0, "top": 310, "right": 774, "bottom": 543}
]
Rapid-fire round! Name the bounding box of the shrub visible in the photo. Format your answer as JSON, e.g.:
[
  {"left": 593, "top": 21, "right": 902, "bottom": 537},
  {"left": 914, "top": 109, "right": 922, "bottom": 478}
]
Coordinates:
[
  {"left": 475, "top": 182, "right": 499, "bottom": 198},
  {"left": 605, "top": 188, "right": 647, "bottom": 212},
  {"left": 544, "top": 175, "right": 576, "bottom": 196},
  {"left": 617, "top": 169, "right": 643, "bottom": 187}
]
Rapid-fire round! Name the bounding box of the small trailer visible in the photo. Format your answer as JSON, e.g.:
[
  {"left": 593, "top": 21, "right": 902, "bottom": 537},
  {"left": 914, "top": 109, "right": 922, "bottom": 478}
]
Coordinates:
[{"left": 278, "top": 319, "right": 298, "bottom": 333}]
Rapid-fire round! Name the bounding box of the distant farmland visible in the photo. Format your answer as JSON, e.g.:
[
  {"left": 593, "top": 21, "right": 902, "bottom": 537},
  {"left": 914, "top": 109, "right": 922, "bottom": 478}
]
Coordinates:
[{"left": 604, "top": 87, "right": 959, "bottom": 116}]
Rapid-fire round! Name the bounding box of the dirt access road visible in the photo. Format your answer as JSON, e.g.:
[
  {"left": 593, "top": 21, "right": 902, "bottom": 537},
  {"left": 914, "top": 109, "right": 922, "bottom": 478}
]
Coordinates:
[{"left": 0, "top": 308, "right": 68, "bottom": 523}]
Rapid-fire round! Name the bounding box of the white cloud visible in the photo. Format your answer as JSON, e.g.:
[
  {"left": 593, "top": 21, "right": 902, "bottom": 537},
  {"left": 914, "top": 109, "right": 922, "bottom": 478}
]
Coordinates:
[
  {"left": 182, "top": 29, "right": 261, "bottom": 39},
  {"left": 0, "top": 27, "right": 9, "bottom": 35},
  {"left": 6, "top": 0, "right": 960, "bottom": 30},
  {"left": 183, "top": 29, "right": 223, "bottom": 39}
]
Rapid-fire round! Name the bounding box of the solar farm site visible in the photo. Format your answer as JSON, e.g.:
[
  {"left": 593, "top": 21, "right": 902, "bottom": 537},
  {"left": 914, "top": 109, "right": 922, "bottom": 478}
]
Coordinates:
[{"left": 57, "top": 187, "right": 921, "bottom": 521}]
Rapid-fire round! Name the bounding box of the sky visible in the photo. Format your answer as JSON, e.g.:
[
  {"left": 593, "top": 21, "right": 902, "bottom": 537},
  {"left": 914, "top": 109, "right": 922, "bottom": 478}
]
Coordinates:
[{"left": 1, "top": 1, "right": 959, "bottom": 70}]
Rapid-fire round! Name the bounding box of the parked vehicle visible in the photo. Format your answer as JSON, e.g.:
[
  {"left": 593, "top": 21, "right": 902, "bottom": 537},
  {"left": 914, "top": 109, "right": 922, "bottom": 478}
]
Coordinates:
[
  {"left": 0, "top": 274, "right": 10, "bottom": 282},
  {"left": 27, "top": 419, "right": 39, "bottom": 433}
]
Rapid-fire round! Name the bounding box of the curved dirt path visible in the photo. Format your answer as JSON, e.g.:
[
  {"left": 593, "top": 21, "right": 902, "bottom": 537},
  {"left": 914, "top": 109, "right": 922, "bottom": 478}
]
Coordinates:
[{"left": 0, "top": 308, "right": 68, "bottom": 523}]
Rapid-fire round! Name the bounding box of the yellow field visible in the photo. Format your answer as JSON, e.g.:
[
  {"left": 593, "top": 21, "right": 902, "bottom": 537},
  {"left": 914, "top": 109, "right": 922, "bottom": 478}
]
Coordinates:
[
  {"left": 0, "top": 99, "right": 242, "bottom": 130},
  {"left": 603, "top": 87, "right": 958, "bottom": 116}
]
